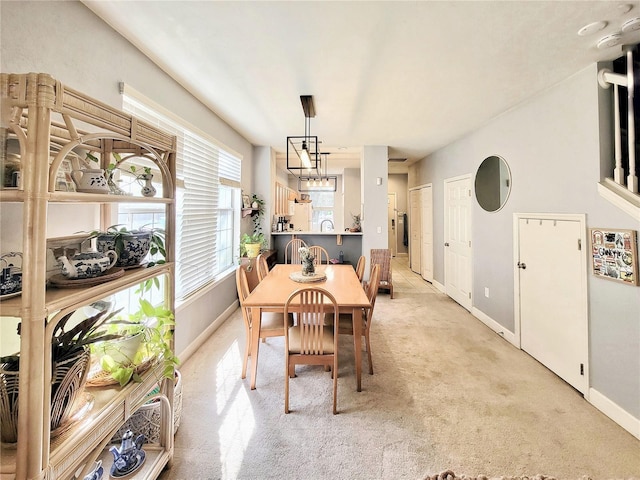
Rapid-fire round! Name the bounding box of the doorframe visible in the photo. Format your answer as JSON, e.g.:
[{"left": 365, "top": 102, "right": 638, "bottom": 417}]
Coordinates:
[
  {"left": 408, "top": 186, "right": 423, "bottom": 273},
  {"left": 513, "top": 213, "right": 589, "bottom": 390},
  {"left": 444, "top": 174, "right": 473, "bottom": 311},
  {"left": 387, "top": 192, "right": 397, "bottom": 256},
  {"left": 419, "top": 184, "right": 433, "bottom": 282}
]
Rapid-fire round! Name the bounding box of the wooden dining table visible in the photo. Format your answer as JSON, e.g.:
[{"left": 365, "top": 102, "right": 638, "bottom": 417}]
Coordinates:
[{"left": 242, "top": 263, "right": 371, "bottom": 392}]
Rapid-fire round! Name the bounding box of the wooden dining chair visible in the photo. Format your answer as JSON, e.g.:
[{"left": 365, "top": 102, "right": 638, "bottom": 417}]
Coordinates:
[
  {"left": 284, "top": 238, "right": 307, "bottom": 264},
  {"left": 355, "top": 255, "right": 366, "bottom": 283},
  {"left": 369, "top": 248, "right": 393, "bottom": 298},
  {"left": 326, "top": 264, "right": 380, "bottom": 375},
  {"left": 256, "top": 253, "right": 269, "bottom": 282},
  {"left": 308, "top": 245, "right": 330, "bottom": 265},
  {"left": 284, "top": 286, "right": 340, "bottom": 414},
  {"left": 236, "top": 267, "right": 293, "bottom": 381}
]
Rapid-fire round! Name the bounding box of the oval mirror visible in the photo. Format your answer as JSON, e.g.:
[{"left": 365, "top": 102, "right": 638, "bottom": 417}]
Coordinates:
[{"left": 474, "top": 155, "right": 511, "bottom": 212}]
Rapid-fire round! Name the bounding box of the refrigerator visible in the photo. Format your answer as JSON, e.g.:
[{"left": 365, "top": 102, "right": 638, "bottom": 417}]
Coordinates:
[{"left": 291, "top": 202, "right": 313, "bottom": 231}]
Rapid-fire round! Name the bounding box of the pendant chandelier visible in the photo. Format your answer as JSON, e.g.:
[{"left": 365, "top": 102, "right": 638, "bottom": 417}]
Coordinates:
[
  {"left": 287, "top": 95, "right": 320, "bottom": 177},
  {"left": 298, "top": 151, "right": 337, "bottom": 192}
]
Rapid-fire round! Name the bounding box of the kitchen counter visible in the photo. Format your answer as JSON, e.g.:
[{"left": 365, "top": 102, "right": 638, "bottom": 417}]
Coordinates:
[{"left": 271, "top": 231, "right": 362, "bottom": 264}]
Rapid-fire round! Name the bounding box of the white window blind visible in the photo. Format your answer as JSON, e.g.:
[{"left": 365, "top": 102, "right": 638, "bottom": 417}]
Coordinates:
[{"left": 122, "top": 85, "right": 241, "bottom": 299}]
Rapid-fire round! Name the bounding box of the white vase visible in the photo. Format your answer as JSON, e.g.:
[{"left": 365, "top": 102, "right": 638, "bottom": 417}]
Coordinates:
[{"left": 139, "top": 173, "right": 156, "bottom": 197}]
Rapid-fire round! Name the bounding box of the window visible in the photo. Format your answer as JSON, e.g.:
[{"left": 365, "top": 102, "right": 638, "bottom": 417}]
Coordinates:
[
  {"left": 122, "top": 86, "right": 241, "bottom": 300},
  {"left": 308, "top": 191, "right": 335, "bottom": 231}
]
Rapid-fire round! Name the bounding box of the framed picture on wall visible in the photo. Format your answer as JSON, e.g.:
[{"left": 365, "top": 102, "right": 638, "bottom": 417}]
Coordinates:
[{"left": 589, "top": 228, "right": 638, "bottom": 285}]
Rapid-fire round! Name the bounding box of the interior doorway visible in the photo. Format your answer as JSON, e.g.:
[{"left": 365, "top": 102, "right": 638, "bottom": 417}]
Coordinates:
[
  {"left": 388, "top": 193, "right": 397, "bottom": 257},
  {"left": 515, "top": 213, "right": 589, "bottom": 394},
  {"left": 420, "top": 185, "right": 433, "bottom": 282},
  {"left": 444, "top": 174, "right": 472, "bottom": 311},
  {"left": 409, "top": 189, "right": 421, "bottom": 273}
]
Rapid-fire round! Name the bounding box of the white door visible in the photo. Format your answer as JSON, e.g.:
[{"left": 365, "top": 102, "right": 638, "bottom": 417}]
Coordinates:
[
  {"left": 409, "top": 189, "right": 421, "bottom": 273},
  {"left": 444, "top": 175, "right": 472, "bottom": 311},
  {"left": 420, "top": 186, "right": 433, "bottom": 282},
  {"left": 516, "top": 215, "right": 588, "bottom": 394},
  {"left": 388, "top": 193, "right": 397, "bottom": 257}
]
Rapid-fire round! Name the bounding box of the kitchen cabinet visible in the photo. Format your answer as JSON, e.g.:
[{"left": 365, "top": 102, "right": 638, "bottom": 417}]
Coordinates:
[
  {"left": 274, "top": 181, "right": 296, "bottom": 216},
  {"left": 0, "top": 73, "right": 176, "bottom": 480},
  {"left": 290, "top": 202, "right": 313, "bottom": 231}
]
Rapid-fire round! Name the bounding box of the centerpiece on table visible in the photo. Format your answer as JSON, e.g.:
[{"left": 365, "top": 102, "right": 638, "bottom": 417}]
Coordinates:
[
  {"left": 289, "top": 246, "right": 327, "bottom": 283},
  {"left": 299, "top": 246, "right": 315, "bottom": 276}
]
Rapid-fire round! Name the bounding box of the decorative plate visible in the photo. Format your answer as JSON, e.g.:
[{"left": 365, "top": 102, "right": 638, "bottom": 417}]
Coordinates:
[{"left": 48, "top": 267, "right": 124, "bottom": 288}]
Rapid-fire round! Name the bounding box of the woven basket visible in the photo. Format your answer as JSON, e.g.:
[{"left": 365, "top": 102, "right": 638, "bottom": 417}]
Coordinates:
[
  {"left": 110, "top": 369, "right": 182, "bottom": 445},
  {"left": 0, "top": 348, "right": 91, "bottom": 443},
  {"left": 0, "top": 364, "right": 19, "bottom": 443}
]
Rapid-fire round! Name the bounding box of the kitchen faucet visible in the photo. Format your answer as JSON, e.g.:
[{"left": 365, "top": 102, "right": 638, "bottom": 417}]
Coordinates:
[{"left": 320, "top": 219, "right": 334, "bottom": 232}]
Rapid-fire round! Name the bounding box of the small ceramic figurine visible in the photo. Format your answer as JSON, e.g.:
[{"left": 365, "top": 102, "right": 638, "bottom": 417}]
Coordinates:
[
  {"left": 109, "top": 429, "right": 146, "bottom": 476},
  {"left": 70, "top": 168, "right": 110, "bottom": 194},
  {"left": 0, "top": 252, "right": 22, "bottom": 296},
  {"left": 138, "top": 173, "right": 156, "bottom": 197}
]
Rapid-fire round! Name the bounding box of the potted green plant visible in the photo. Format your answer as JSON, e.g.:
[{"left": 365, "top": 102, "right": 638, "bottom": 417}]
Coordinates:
[
  {"left": 240, "top": 232, "right": 265, "bottom": 258},
  {"left": 0, "top": 308, "right": 123, "bottom": 443},
  {"left": 240, "top": 194, "right": 266, "bottom": 258},
  {"left": 91, "top": 281, "right": 179, "bottom": 387},
  {"left": 84, "top": 224, "right": 166, "bottom": 268}
]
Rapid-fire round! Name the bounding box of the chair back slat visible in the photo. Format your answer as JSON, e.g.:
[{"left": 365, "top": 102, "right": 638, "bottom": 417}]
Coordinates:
[
  {"left": 366, "top": 264, "right": 381, "bottom": 317},
  {"left": 285, "top": 238, "right": 307, "bottom": 264},
  {"left": 256, "top": 253, "right": 269, "bottom": 281},
  {"left": 308, "top": 245, "right": 330, "bottom": 265},
  {"left": 236, "top": 267, "right": 252, "bottom": 326},
  {"left": 355, "top": 255, "right": 366, "bottom": 282}
]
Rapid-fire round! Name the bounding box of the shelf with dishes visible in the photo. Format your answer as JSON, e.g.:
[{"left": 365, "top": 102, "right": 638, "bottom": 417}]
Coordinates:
[
  {"left": 0, "top": 190, "right": 175, "bottom": 204},
  {"left": 0, "top": 361, "right": 169, "bottom": 480},
  {"left": 0, "top": 264, "right": 173, "bottom": 318}
]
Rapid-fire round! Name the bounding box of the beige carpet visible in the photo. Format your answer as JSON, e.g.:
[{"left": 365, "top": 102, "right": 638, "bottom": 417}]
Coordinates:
[{"left": 159, "top": 257, "right": 640, "bottom": 480}]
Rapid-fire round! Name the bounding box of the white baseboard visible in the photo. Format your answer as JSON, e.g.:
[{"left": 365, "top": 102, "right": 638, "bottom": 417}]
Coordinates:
[
  {"left": 589, "top": 387, "right": 640, "bottom": 440},
  {"left": 177, "top": 300, "right": 239, "bottom": 363},
  {"left": 471, "top": 307, "right": 518, "bottom": 347},
  {"left": 433, "top": 279, "right": 445, "bottom": 293}
]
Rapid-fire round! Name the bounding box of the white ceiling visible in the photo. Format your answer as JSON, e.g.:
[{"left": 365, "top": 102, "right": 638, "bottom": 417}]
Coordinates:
[{"left": 84, "top": 1, "right": 640, "bottom": 174}]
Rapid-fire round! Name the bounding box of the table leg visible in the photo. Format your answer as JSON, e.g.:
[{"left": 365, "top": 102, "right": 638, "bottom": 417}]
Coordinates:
[
  {"left": 352, "top": 306, "right": 362, "bottom": 392},
  {"left": 249, "top": 307, "right": 262, "bottom": 390}
]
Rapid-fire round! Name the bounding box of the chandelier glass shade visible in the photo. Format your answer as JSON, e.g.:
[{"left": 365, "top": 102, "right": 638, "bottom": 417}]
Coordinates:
[
  {"left": 298, "top": 175, "right": 337, "bottom": 192},
  {"left": 287, "top": 135, "right": 320, "bottom": 175}
]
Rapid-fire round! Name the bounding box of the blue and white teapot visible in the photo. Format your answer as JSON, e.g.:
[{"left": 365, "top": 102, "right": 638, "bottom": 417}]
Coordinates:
[{"left": 57, "top": 250, "right": 117, "bottom": 279}]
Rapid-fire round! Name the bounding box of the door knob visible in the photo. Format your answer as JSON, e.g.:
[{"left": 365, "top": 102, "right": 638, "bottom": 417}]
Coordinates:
[
  {"left": 444, "top": 242, "right": 450, "bottom": 247},
  {"left": 517, "top": 262, "right": 527, "bottom": 269}
]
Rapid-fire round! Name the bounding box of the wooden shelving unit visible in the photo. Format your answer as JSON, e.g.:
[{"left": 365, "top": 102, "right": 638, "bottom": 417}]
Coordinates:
[{"left": 0, "top": 73, "right": 177, "bottom": 480}]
